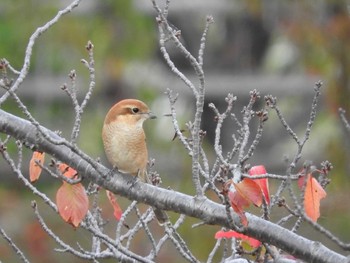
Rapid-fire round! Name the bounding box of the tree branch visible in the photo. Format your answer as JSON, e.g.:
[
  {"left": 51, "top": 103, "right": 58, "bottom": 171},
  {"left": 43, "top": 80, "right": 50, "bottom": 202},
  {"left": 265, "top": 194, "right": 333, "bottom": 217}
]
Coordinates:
[{"left": 0, "top": 109, "right": 347, "bottom": 263}]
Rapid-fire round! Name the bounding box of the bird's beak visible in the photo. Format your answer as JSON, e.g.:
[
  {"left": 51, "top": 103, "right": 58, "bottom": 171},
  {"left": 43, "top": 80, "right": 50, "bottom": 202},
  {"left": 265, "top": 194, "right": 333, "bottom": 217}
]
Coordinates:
[{"left": 148, "top": 112, "right": 157, "bottom": 119}]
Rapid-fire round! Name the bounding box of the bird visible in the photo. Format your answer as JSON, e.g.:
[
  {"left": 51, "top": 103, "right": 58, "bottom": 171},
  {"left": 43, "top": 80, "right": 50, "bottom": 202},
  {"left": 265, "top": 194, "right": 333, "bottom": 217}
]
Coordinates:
[{"left": 102, "top": 99, "right": 168, "bottom": 224}]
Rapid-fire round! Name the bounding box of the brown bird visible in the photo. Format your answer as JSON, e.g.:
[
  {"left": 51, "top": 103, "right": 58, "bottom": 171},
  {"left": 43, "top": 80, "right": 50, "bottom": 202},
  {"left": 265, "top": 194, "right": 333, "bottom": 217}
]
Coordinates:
[{"left": 102, "top": 99, "right": 168, "bottom": 223}]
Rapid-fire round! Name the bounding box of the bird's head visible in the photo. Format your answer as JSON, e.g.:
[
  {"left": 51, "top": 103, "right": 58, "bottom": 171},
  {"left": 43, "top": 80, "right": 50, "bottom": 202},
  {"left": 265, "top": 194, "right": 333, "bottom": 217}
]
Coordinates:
[{"left": 104, "top": 99, "right": 156, "bottom": 128}]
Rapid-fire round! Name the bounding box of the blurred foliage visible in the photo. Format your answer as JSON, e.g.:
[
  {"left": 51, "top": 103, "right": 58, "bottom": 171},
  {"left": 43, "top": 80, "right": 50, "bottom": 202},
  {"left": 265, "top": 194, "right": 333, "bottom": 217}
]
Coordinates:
[
  {"left": 0, "top": 0, "right": 155, "bottom": 72},
  {"left": 281, "top": 1, "right": 350, "bottom": 112},
  {"left": 0, "top": 1, "right": 56, "bottom": 68}
]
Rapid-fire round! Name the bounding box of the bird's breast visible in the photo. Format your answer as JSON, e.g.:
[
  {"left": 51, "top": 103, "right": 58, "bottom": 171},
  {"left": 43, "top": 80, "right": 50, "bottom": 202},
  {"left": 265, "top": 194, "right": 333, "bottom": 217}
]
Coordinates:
[{"left": 102, "top": 122, "right": 148, "bottom": 175}]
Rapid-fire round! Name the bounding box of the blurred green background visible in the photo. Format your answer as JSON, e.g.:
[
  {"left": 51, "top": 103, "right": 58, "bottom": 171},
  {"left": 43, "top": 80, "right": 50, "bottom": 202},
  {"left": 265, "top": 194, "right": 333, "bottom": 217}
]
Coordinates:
[{"left": 0, "top": 0, "right": 350, "bottom": 262}]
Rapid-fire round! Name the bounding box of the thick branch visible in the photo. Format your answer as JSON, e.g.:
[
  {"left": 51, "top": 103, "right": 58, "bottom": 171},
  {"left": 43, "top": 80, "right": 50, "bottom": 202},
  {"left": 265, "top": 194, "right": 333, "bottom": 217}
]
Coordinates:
[{"left": 0, "top": 109, "right": 347, "bottom": 263}]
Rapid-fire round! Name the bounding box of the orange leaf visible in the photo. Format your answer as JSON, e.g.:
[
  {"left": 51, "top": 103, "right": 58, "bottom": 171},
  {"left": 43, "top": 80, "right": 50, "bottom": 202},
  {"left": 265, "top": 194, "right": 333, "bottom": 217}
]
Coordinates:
[
  {"left": 228, "top": 190, "right": 249, "bottom": 226},
  {"left": 248, "top": 165, "right": 270, "bottom": 204},
  {"left": 233, "top": 178, "right": 263, "bottom": 207},
  {"left": 215, "top": 230, "right": 261, "bottom": 248},
  {"left": 29, "top": 151, "right": 45, "bottom": 183},
  {"left": 228, "top": 178, "right": 263, "bottom": 226},
  {"left": 106, "top": 190, "right": 123, "bottom": 221},
  {"left": 56, "top": 168, "right": 89, "bottom": 227},
  {"left": 303, "top": 174, "right": 326, "bottom": 222}
]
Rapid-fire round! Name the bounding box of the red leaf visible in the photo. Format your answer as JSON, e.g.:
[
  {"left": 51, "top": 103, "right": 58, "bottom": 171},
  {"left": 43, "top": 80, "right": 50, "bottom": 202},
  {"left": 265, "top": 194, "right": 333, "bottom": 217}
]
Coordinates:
[
  {"left": 298, "top": 175, "right": 306, "bottom": 189},
  {"left": 215, "top": 230, "right": 261, "bottom": 248},
  {"left": 248, "top": 165, "right": 270, "bottom": 204},
  {"left": 56, "top": 166, "right": 89, "bottom": 227},
  {"left": 106, "top": 190, "right": 123, "bottom": 221},
  {"left": 303, "top": 174, "right": 327, "bottom": 222},
  {"left": 233, "top": 178, "right": 263, "bottom": 207},
  {"left": 29, "top": 151, "right": 45, "bottom": 183},
  {"left": 215, "top": 230, "right": 235, "bottom": 239}
]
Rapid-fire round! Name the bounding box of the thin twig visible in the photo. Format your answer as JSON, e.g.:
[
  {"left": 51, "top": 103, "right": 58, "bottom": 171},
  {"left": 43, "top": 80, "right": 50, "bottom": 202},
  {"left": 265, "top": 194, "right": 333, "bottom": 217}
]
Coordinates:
[
  {"left": 270, "top": 82, "right": 322, "bottom": 207},
  {"left": 0, "top": 141, "right": 58, "bottom": 212},
  {"left": 0, "top": 0, "right": 82, "bottom": 105},
  {"left": 209, "top": 94, "right": 236, "bottom": 167},
  {"left": 157, "top": 20, "right": 199, "bottom": 98},
  {"left": 241, "top": 116, "right": 266, "bottom": 164},
  {"left": 115, "top": 201, "right": 138, "bottom": 241},
  {"left": 0, "top": 58, "right": 21, "bottom": 75},
  {"left": 32, "top": 201, "right": 96, "bottom": 260},
  {"left": 0, "top": 227, "right": 30, "bottom": 263},
  {"left": 134, "top": 207, "right": 157, "bottom": 254},
  {"left": 2, "top": 85, "right": 101, "bottom": 175},
  {"left": 198, "top": 16, "right": 214, "bottom": 67},
  {"left": 71, "top": 41, "right": 96, "bottom": 143},
  {"left": 153, "top": 0, "right": 209, "bottom": 197},
  {"left": 237, "top": 90, "right": 260, "bottom": 167},
  {"left": 207, "top": 237, "right": 222, "bottom": 263},
  {"left": 154, "top": 215, "right": 185, "bottom": 256},
  {"left": 339, "top": 108, "right": 350, "bottom": 133},
  {"left": 164, "top": 224, "right": 201, "bottom": 263},
  {"left": 165, "top": 89, "right": 192, "bottom": 153}
]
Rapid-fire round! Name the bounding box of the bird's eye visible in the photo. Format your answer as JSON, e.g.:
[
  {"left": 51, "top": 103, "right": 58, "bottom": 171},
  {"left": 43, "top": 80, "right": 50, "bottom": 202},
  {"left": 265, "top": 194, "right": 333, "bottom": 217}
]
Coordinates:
[{"left": 131, "top": 107, "right": 139, "bottom": 114}]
